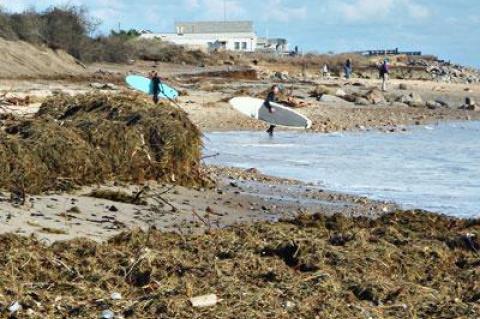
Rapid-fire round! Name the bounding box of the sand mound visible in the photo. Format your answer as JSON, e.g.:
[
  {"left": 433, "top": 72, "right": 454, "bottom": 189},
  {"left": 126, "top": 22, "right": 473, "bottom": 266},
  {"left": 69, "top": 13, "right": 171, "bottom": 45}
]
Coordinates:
[
  {"left": 0, "top": 210, "right": 478, "bottom": 317},
  {"left": 0, "top": 92, "right": 204, "bottom": 194},
  {"left": 0, "top": 38, "right": 84, "bottom": 78}
]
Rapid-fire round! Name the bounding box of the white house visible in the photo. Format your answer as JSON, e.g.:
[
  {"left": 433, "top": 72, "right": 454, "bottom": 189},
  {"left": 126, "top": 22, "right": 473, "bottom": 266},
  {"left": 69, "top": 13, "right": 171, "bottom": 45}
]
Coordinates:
[
  {"left": 140, "top": 21, "right": 289, "bottom": 53},
  {"left": 140, "top": 21, "right": 257, "bottom": 52}
]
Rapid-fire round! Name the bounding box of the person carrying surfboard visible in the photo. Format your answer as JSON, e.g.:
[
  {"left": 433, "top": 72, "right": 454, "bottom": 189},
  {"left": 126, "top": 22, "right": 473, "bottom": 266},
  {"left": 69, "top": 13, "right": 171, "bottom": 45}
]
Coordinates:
[
  {"left": 265, "top": 85, "right": 280, "bottom": 136},
  {"left": 151, "top": 71, "right": 164, "bottom": 104}
]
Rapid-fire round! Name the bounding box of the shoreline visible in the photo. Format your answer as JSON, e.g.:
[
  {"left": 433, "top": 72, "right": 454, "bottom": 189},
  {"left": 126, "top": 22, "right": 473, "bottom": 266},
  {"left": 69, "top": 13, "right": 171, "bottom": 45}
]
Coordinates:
[{"left": 0, "top": 73, "right": 479, "bottom": 242}]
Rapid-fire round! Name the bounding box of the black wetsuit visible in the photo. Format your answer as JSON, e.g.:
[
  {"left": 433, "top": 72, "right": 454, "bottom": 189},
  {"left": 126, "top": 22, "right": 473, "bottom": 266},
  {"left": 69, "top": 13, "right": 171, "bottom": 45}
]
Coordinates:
[
  {"left": 264, "top": 91, "right": 277, "bottom": 135},
  {"left": 152, "top": 76, "right": 162, "bottom": 104}
]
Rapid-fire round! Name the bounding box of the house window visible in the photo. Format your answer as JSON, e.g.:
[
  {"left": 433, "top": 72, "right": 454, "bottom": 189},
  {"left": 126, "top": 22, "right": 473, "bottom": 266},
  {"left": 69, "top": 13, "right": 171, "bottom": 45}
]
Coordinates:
[
  {"left": 234, "top": 42, "right": 240, "bottom": 50},
  {"left": 242, "top": 42, "right": 247, "bottom": 50}
]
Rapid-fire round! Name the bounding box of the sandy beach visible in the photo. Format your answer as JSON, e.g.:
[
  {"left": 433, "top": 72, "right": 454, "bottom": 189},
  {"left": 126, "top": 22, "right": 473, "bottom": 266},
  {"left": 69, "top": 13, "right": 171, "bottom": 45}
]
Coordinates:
[
  {"left": 0, "top": 59, "right": 479, "bottom": 318},
  {"left": 0, "top": 62, "right": 479, "bottom": 241}
]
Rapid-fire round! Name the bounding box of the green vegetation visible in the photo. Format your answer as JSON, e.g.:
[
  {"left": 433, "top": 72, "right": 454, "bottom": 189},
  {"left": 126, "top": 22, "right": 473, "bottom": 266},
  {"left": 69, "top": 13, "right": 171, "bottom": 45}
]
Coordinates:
[{"left": 0, "top": 5, "right": 210, "bottom": 64}]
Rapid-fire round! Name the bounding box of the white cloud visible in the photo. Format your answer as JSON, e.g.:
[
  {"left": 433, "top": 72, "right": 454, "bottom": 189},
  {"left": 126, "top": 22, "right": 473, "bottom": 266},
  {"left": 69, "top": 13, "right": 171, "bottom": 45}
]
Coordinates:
[
  {"left": 335, "top": 0, "right": 430, "bottom": 22},
  {"left": 403, "top": 0, "right": 430, "bottom": 19},
  {"left": 199, "top": 0, "right": 246, "bottom": 19},
  {"left": 266, "top": 0, "right": 307, "bottom": 22},
  {"left": 184, "top": 0, "right": 200, "bottom": 10},
  {"left": 336, "top": 0, "right": 394, "bottom": 22}
]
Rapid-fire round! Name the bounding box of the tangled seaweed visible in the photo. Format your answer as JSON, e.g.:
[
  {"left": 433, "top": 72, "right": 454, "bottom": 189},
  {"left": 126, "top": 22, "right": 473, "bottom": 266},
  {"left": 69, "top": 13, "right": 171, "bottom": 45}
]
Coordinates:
[
  {"left": 0, "top": 210, "right": 478, "bottom": 318},
  {"left": 0, "top": 93, "right": 205, "bottom": 193}
]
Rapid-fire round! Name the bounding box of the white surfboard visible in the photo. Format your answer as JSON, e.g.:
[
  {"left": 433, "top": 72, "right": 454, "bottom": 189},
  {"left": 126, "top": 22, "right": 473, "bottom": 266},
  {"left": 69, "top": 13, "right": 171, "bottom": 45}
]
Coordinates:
[{"left": 229, "top": 97, "right": 312, "bottom": 129}]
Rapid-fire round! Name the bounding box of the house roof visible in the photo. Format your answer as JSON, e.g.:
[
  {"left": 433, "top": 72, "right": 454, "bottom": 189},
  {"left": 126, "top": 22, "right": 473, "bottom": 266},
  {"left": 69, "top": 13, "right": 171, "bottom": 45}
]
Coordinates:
[{"left": 175, "top": 21, "right": 254, "bottom": 34}]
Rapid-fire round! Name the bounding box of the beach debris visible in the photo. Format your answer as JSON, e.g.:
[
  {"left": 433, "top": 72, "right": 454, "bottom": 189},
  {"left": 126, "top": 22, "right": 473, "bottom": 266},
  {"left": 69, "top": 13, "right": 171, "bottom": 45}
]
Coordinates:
[
  {"left": 88, "top": 189, "right": 148, "bottom": 205},
  {"left": 0, "top": 210, "right": 477, "bottom": 317},
  {"left": 0, "top": 93, "right": 206, "bottom": 194},
  {"left": 100, "top": 309, "right": 115, "bottom": 319},
  {"left": 90, "top": 83, "right": 119, "bottom": 90},
  {"left": 189, "top": 294, "right": 219, "bottom": 308},
  {"left": 8, "top": 301, "right": 22, "bottom": 313},
  {"left": 111, "top": 292, "right": 122, "bottom": 300}
]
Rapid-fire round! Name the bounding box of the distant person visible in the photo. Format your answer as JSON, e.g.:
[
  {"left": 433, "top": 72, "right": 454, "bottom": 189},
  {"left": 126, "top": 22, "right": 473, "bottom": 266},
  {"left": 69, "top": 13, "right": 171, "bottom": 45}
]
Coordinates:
[
  {"left": 379, "top": 59, "right": 389, "bottom": 91},
  {"left": 150, "top": 71, "right": 163, "bottom": 104},
  {"left": 264, "top": 85, "right": 280, "bottom": 136},
  {"left": 322, "top": 64, "right": 329, "bottom": 78},
  {"left": 344, "top": 59, "right": 352, "bottom": 79}
]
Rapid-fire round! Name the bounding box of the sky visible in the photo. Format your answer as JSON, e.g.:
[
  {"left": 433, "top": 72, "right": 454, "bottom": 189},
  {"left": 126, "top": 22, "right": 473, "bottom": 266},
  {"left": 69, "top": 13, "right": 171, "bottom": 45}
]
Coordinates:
[{"left": 0, "top": 0, "right": 479, "bottom": 67}]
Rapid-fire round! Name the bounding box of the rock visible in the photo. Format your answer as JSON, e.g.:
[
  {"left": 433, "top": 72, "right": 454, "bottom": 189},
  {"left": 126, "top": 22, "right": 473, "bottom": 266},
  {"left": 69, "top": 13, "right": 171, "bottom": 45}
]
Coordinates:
[
  {"left": 109, "top": 205, "right": 118, "bottom": 212},
  {"left": 397, "top": 92, "right": 423, "bottom": 107},
  {"left": 105, "top": 83, "right": 119, "bottom": 90},
  {"left": 320, "top": 94, "right": 350, "bottom": 104},
  {"left": 390, "top": 102, "right": 410, "bottom": 108},
  {"left": 335, "top": 88, "right": 347, "bottom": 97},
  {"left": 466, "top": 97, "right": 476, "bottom": 106},
  {"left": 435, "top": 99, "right": 449, "bottom": 108},
  {"left": 426, "top": 100, "right": 442, "bottom": 109},
  {"left": 90, "top": 82, "right": 105, "bottom": 90},
  {"left": 355, "top": 97, "right": 370, "bottom": 105},
  {"left": 399, "top": 83, "right": 408, "bottom": 90},
  {"left": 90, "top": 83, "right": 119, "bottom": 90},
  {"left": 274, "top": 71, "right": 289, "bottom": 81},
  {"left": 309, "top": 85, "right": 334, "bottom": 98},
  {"left": 244, "top": 168, "right": 259, "bottom": 174},
  {"left": 459, "top": 97, "right": 478, "bottom": 110},
  {"left": 364, "top": 89, "right": 385, "bottom": 104},
  {"left": 341, "top": 94, "right": 357, "bottom": 103}
]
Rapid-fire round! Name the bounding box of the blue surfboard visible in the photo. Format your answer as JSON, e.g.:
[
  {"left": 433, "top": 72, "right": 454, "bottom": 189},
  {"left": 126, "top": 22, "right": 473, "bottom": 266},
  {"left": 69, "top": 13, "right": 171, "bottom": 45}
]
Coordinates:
[{"left": 126, "top": 75, "right": 178, "bottom": 100}]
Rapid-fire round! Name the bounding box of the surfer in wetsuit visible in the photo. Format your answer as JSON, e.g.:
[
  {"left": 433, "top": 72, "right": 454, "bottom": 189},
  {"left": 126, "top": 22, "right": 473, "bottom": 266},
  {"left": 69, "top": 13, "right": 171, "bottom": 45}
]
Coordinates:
[
  {"left": 151, "top": 71, "right": 163, "bottom": 104},
  {"left": 265, "top": 85, "right": 280, "bottom": 136}
]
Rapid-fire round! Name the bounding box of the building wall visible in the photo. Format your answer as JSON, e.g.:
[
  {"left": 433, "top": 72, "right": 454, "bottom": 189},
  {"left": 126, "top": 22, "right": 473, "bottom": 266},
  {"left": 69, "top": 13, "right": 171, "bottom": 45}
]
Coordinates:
[{"left": 140, "top": 32, "right": 258, "bottom": 52}]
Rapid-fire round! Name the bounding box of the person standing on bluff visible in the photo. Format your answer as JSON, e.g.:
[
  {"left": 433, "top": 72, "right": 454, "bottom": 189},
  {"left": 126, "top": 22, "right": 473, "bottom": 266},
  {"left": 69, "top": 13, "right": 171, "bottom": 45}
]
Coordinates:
[
  {"left": 343, "top": 59, "right": 353, "bottom": 79},
  {"left": 379, "top": 59, "right": 390, "bottom": 91},
  {"left": 322, "top": 64, "right": 329, "bottom": 78}
]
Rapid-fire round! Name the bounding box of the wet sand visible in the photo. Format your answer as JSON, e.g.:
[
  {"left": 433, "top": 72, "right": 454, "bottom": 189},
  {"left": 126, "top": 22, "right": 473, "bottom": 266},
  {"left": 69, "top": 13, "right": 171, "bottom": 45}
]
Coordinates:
[{"left": 0, "top": 166, "right": 397, "bottom": 243}]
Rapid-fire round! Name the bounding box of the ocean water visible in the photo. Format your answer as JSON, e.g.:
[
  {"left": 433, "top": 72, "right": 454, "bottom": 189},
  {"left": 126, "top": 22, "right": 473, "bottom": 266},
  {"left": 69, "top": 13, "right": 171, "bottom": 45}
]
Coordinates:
[{"left": 204, "top": 122, "right": 480, "bottom": 218}]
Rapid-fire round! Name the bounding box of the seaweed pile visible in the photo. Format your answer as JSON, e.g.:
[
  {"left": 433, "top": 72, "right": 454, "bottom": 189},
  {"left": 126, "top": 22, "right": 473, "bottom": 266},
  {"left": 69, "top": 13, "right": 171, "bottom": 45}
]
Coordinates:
[
  {"left": 0, "top": 93, "right": 204, "bottom": 194},
  {"left": 0, "top": 210, "right": 478, "bottom": 318}
]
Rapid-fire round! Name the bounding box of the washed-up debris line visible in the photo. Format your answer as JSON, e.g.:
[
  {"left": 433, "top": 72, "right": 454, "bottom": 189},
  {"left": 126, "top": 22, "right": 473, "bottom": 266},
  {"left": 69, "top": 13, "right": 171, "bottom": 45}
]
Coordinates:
[
  {"left": 0, "top": 93, "right": 206, "bottom": 194},
  {"left": 0, "top": 210, "right": 478, "bottom": 318}
]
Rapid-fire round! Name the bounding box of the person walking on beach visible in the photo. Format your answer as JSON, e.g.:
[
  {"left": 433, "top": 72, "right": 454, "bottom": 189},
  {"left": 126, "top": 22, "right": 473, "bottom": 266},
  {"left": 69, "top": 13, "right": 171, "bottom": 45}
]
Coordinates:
[
  {"left": 150, "top": 71, "right": 163, "bottom": 104},
  {"left": 379, "top": 59, "right": 389, "bottom": 91},
  {"left": 265, "top": 85, "right": 280, "bottom": 136},
  {"left": 344, "top": 59, "right": 352, "bottom": 79}
]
